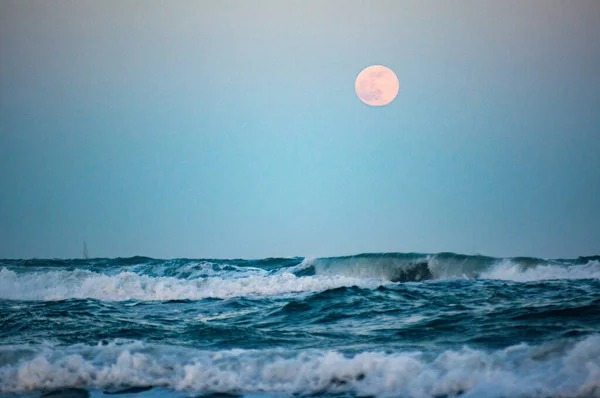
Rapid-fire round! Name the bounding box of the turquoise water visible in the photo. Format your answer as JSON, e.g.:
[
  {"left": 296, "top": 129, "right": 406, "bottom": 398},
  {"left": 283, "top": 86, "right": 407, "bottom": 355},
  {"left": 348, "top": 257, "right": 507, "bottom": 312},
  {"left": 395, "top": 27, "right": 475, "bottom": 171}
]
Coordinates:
[{"left": 1, "top": 253, "right": 599, "bottom": 397}]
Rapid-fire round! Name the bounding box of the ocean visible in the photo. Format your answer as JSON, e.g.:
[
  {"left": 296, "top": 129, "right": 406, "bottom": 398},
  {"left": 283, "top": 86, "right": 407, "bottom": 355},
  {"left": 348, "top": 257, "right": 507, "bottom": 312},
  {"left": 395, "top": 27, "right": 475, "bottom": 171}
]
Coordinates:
[{"left": 0, "top": 253, "right": 599, "bottom": 398}]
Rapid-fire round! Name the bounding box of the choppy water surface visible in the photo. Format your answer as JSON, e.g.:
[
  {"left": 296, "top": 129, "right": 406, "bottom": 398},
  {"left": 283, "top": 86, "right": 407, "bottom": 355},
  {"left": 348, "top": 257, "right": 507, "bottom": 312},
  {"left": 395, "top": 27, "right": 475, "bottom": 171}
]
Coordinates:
[{"left": 1, "top": 253, "right": 599, "bottom": 397}]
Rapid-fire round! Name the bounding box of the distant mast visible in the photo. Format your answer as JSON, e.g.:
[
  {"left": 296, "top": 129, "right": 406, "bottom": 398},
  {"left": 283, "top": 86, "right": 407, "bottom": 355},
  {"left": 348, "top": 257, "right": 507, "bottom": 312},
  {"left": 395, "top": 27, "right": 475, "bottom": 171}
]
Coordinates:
[{"left": 83, "top": 241, "right": 89, "bottom": 259}]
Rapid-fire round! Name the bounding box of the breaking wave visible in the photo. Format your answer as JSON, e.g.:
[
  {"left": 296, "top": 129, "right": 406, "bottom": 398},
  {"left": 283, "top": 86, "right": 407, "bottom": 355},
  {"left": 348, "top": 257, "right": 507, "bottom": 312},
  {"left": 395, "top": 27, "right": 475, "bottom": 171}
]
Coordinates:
[
  {"left": 0, "top": 253, "right": 598, "bottom": 302},
  {"left": 0, "top": 267, "right": 385, "bottom": 301},
  {"left": 1, "top": 335, "right": 599, "bottom": 397}
]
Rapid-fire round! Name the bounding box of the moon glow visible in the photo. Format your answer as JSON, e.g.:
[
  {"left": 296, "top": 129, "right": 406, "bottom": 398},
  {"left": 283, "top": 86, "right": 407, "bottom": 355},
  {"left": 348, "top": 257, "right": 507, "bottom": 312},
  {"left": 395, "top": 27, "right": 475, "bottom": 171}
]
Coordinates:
[{"left": 355, "top": 65, "right": 399, "bottom": 106}]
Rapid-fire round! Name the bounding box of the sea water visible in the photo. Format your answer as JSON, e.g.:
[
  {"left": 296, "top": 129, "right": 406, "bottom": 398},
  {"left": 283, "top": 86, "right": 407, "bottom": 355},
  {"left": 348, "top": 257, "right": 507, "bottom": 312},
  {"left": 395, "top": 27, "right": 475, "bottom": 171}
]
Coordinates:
[{"left": 1, "top": 253, "right": 599, "bottom": 397}]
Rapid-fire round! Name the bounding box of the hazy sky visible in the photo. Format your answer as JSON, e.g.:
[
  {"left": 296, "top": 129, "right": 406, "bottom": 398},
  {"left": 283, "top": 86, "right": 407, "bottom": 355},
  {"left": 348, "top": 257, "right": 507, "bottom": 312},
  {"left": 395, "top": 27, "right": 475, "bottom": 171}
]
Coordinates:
[{"left": 1, "top": 0, "right": 599, "bottom": 259}]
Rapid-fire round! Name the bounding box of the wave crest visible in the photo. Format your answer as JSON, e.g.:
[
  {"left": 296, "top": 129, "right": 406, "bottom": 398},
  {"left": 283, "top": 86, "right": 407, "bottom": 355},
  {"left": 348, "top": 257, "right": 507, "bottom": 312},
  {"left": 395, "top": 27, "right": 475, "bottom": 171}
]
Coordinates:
[
  {"left": 310, "top": 253, "right": 600, "bottom": 282},
  {"left": 0, "top": 267, "right": 385, "bottom": 301}
]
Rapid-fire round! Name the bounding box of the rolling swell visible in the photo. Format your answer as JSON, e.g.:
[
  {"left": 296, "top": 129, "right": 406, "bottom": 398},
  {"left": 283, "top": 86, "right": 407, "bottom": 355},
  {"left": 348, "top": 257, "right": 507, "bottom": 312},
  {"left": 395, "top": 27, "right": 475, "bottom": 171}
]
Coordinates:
[{"left": 304, "top": 252, "right": 600, "bottom": 282}]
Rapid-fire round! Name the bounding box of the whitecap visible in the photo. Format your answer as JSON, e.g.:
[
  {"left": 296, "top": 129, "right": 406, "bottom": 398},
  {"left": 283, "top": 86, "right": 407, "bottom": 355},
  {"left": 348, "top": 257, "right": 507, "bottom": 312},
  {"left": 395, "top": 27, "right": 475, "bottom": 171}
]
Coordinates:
[{"left": 1, "top": 336, "right": 599, "bottom": 397}]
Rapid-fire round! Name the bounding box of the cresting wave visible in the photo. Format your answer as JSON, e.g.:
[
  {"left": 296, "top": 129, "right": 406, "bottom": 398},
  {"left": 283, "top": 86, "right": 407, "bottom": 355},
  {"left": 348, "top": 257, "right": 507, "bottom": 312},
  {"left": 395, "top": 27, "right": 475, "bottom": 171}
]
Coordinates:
[
  {"left": 1, "top": 335, "right": 599, "bottom": 397},
  {"left": 0, "top": 268, "right": 382, "bottom": 301},
  {"left": 0, "top": 253, "right": 598, "bottom": 301}
]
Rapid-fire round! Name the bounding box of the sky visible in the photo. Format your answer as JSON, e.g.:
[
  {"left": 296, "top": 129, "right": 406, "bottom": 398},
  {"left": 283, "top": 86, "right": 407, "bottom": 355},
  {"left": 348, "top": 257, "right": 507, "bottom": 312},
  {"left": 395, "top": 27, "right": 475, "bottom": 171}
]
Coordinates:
[{"left": 1, "top": 0, "right": 599, "bottom": 259}]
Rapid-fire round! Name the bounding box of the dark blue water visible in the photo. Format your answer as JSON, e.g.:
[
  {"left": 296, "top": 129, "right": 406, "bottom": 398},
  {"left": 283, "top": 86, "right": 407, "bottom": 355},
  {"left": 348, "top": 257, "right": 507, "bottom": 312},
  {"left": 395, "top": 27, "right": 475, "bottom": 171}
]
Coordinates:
[{"left": 1, "top": 253, "right": 599, "bottom": 397}]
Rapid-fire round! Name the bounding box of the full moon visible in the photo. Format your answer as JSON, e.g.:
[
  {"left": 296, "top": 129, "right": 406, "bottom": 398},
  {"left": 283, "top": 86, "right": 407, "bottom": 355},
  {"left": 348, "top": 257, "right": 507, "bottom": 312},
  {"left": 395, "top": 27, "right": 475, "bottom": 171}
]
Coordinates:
[{"left": 355, "top": 65, "right": 399, "bottom": 106}]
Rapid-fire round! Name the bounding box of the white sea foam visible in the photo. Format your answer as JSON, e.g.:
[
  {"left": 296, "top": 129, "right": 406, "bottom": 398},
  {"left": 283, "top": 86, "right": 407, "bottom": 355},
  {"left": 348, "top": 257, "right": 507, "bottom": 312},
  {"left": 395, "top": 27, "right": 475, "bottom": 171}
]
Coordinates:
[
  {"left": 481, "top": 260, "right": 600, "bottom": 282},
  {"left": 1, "top": 336, "right": 599, "bottom": 397},
  {"left": 0, "top": 267, "right": 385, "bottom": 301},
  {"left": 282, "top": 256, "right": 316, "bottom": 274},
  {"left": 171, "top": 261, "right": 266, "bottom": 279}
]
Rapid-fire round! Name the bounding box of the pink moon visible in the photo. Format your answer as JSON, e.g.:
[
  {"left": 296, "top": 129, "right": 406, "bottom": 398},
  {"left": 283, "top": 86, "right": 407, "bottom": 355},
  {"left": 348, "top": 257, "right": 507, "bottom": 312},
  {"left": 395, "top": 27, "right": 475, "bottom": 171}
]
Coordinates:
[{"left": 354, "top": 65, "right": 399, "bottom": 106}]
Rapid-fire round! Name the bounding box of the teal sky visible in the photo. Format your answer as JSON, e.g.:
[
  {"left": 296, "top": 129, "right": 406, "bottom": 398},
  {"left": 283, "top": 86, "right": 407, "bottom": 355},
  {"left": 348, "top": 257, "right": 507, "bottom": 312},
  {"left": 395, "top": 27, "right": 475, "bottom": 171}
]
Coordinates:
[{"left": 1, "top": 0, "right": 599, "bottom": 259}]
